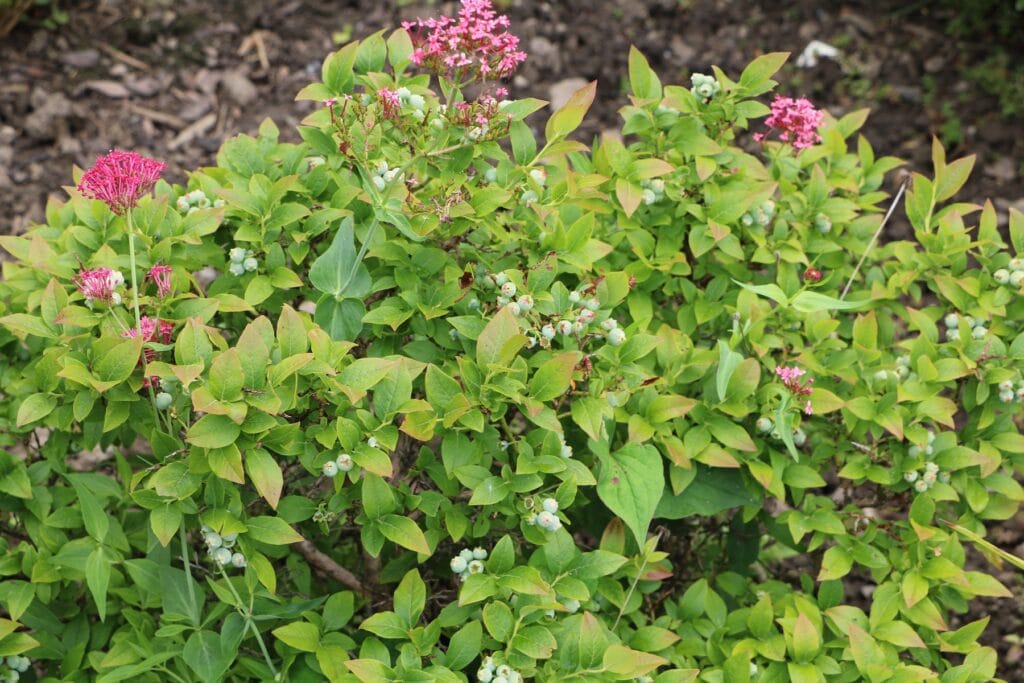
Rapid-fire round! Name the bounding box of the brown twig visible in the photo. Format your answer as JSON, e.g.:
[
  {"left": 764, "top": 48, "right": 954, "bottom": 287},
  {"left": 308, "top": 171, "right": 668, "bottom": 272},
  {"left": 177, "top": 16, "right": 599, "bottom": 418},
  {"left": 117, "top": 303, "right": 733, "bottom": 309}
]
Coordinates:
[{"left": 294, "top": 540, "right": 369, "bottom": 597}]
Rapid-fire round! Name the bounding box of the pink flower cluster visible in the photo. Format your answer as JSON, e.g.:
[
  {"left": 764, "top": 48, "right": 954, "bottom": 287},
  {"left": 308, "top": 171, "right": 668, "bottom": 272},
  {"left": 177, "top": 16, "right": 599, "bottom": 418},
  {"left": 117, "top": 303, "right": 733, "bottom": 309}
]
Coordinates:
[
  {"left": 122, "top": 316, "right": 176, "bottom": 371},
  {"left": 754, "top": 96, "right": 823, "bottom": 150},
  {"left": 147, "top": 264, "right": 173, "bottom": 298},
  {"left": 74, "top": 267, "right": 123, "bottom": 304},
  {"left": 402, "top": 0, "right": 527, "bottom": 81},
  {"left": 776, "top": 365, "right": 814, "bottom": 415},
  {"left": 377, "top": 88, "right": 401, "bottom": 120},
  {"left": 77, "top": 150, "right": 165, "bottom": 215}
]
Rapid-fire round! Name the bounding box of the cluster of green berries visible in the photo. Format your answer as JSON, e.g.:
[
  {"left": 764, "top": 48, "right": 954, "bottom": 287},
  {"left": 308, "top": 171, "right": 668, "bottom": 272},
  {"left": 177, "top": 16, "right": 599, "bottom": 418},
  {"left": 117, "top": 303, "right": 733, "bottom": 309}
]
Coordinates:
[
  {"left": 904, "top": 431, "right": 950, "bottom": 493},
  {"left": 2, "top": 656, "right": 30, "bottom": 682},
  {"left": 227, "top": 246, "right": 259, "bottom": 277},
  {"left": 874, "top": 354, "right": 912, "bottom": 384},
  {"left": 477, "top": 655, "right": 523, "bottom": 683},
  {"left": 991, "top": 256, "right": 1024, "bottom": 288},
  {"left": 175, "top": 189, "right": 223, "bottom": 214},
  {"left": 449, "top": 546, "right": 488, "bottom": 581},
  {"left": 740, "top": 200, "right": 777, "bottom": 228},
  {"left": 903, "top": 461, "right": 949, "bottom": 493},
  {"left": 397, "top": 86, "right": 427, "bottom": 120},
  {"left": 690, "top": 73, "right": 721, "bottom": 102},
  {"left": 155, "top": 377, "right": 179, "bottom": 411},
  {"left": 756, "top": 416, "right": 806, "bottom": 446},
  {"left": 321, "top": 452, "right": 355, "bottom": 478},
  {"left": 996, "top": 378, "right": 1024, "bottom": 404},
  {"left": 943, "top": 312, "right": 988, "bottom": 342},
  {"left": 200, "top": 526, "right": 247, "bottom": 568},
  {"left": 525, "top": 497, "right": 563, "bottom": 532},
  {"left": 640, "top": 178, "right": 665, "bottom": 206},
  {"left": 813, "top": 213, "right": 832, "bottom": 234},
  {"left": 371, "top": 159, "right": 404, "bottom": 192}
]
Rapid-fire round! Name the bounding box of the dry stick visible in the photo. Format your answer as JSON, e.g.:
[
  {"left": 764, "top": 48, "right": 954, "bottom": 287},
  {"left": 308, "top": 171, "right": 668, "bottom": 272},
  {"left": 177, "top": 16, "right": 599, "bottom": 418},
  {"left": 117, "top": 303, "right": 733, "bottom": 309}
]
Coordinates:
[
  {"left": 294, "top": 540, "right": 369, "bottom": 596},
  {"left": 840, "top": 177, "right": 910, "bottom": 301}
]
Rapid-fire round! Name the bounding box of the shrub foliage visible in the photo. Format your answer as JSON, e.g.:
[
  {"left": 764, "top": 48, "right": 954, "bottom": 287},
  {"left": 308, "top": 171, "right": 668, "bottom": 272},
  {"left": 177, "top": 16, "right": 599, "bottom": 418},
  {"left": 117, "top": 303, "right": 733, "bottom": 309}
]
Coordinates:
[{"left": 0, "top": 9, "right": 1021, "bottom": 683}]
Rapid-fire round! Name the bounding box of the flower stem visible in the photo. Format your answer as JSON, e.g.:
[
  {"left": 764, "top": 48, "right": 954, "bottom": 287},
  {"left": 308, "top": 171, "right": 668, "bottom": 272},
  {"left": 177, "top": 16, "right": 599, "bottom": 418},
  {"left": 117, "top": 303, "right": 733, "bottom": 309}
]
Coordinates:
[
  {"left": 125, "top": 211, "right": 143, "bottom": 333},
  {"left": 179, "top": 526, "right": 200, "bottom": 626},
  {"left": 125, "top": 210, "right": 171, "bottom": 432},
  {"left": 217, "top": 565, "right": 279, "bottom": 679}
]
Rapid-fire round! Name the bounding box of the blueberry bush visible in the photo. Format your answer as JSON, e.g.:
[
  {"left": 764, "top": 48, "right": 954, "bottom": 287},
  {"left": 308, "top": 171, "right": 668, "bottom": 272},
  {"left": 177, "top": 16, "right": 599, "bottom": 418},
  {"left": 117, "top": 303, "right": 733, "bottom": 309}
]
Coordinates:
[{"left": 1, "top": 2, "right": 1022, "bottom": 681}]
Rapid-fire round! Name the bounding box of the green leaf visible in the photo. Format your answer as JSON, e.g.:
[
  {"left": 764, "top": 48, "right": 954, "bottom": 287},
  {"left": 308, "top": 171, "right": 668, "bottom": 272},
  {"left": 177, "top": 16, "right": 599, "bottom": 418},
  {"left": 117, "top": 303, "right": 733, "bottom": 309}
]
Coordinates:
[
  {"left": 628, "top": 46, "right": 661, "bottom": 100},
  {"left": 476, "top": 306, "right": 525, "bottom": 369},
  {"left": 16, "top": 393, "right": 56, "bottom": 427},
  {"left": 597, "top": 443, "right": 663, "bottom": 545},
  {"left": 483, "top": 601, "right": 514, "bottom": 642},
  {"left": 394, "top": 569, "right": 425, "bottom": 627},
  {"left": 361, "top": 474, "right": 397, "bottom": 519},
  {"left": 246, "top": 516, "right": 304, "bottom": 545},
  {"left": 245, "top": 448, "right": 283, "bottom": 509},
  {"left": 818, "top": 546, "right": 853, "bottom": 581},
  {"left": 738, "top": 52, "right": 789, "bottom": 94},
  {"left": 174, "top": 318, "right": 212, "bottom": 368},
  {"left": 790, "top": 291, "right": 869, "bottom": 313},
  {"left": 528, "top": 351, "right": 580, "bottom": 401},
  {"left": 150, "top": 504, "right": 182, "bottom": 547},
  {"left": 545, "top": 80, "right": 596, "bottom": 142},
  {"left": 309, "top": 217, "right": 372, "bottom": 300},
  {"left": 187, "top": 414, "right": 240, "bottom": 449},
  {"left": 715, "top": 340, "right": 743, "bottom": 402},
  {"left": 273, "top": 621, "right": 320, "bottom": 653},
  {"left": 183, "top": 630, "right": 231, "bottom": 683},
  {"left": 511, "top": 625, "right": 557, "bottom": 659},
  {"left": 69, "top": 474, "right": 109, "bottom": 542},
  {"left": 377, "top": 514, "right": 430, "bottom": 555},
  {"left": 315, "top": 296, "right": 365, "bottom": 341},
  {"left": 445, "top": 620, "right": 482, "bottom": 671},
  {"left": 208, "top": 349, "right": 244, "bottom": 402},
  {"left": 94, "top": 336, "right": 143, "bottom": 384},
  {"left": 86, "top": 547, "right": 110, "bottom": 621},
  {"left": 656, "top": 465, "right": 757, "bottom": 519}
]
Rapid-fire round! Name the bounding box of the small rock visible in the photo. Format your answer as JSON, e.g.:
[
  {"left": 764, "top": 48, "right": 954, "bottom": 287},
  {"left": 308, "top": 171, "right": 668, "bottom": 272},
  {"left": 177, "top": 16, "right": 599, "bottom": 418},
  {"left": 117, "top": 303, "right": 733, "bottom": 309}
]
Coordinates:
[
  {"left": 548, "top": 77, "right": 588, "bottom": 112},
  {"left": 23, "top": 91, "right": 72, "bottom": 140},
  {"left": 81, "top": 79, "right": 131, "bottom": 98},
  {"left": 125, "top": 76, "right": 163, "bottom": 97},
  {"left": 60, "top": 48, "right": 100, "bottom": 69},
  {"left": 669, "top": 36, "right": 696, "bottom": 64},
  {"left": 924, "top": 56, "right": 945, "bottom": 73},
  {"left": 221, "top": 70, "right": 257, "bottom": 106},
  {"left": 985, "top": 157, "right": 1017, "bottom": 183}
]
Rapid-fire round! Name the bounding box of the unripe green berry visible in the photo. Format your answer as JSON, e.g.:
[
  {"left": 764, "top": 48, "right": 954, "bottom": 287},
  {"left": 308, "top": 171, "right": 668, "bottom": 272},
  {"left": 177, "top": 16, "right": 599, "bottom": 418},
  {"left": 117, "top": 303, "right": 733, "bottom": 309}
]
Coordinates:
[
  {"left": 155, "top": 392, "right": 173, "bottom": 410},
  {"left": 994, "top": 269, "right": 1011, "bottom": 285}
]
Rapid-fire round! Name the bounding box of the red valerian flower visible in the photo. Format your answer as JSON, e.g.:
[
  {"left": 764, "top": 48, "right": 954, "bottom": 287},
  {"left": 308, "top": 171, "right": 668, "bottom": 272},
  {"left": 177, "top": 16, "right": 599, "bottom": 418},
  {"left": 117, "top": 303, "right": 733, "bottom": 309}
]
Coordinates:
[
  {"left": 122, "top": 316, "right": 175, "bottom": 364},
  {"left": 754, "top": 96, "right": 824, "bottom": 150},
  {"left": 402, "top": 0, "right": 527, "bottom": 81},
  {"left": 74, "top": 267, "right": 124, "bottom": 304},
  {"left": 776, "top": 365, "right": 815, "bottom": 414},
  {"left": 147, "top": 264, "right": 173, "bottom": 298},
  {"left": 77, "top": 150, "right": 165, "bottom": 215},
  {"left": 377, "top": 88, "right": 401, "bottom": 120}
]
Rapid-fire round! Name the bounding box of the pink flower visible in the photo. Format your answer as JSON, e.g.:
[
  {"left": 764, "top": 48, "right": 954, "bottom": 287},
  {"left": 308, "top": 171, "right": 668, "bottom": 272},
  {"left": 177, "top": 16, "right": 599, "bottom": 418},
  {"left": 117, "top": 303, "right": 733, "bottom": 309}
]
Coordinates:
[
  {"left": 147, "top": 264, "right": 173, "bottom": 298},
  {"left": 122, "top": 316, "right": 175, "bottom": 364},
  {"left": 377, "top": 88, "right": 401, "bottom": 119},
  {"left": 77, "top": 150, "right": 165, "bottom": 215},
  {"left": 74, "top": 267, "right": 123, "bottom": 303},
  {"left": 403, "top": 0, "right": 526, "bottom": 82},
  {"left": 776, "top": 364, "right": 814, "bottom": 412},
  {"left": 754, "top": 96, "right": 823, "bottom": 150}
]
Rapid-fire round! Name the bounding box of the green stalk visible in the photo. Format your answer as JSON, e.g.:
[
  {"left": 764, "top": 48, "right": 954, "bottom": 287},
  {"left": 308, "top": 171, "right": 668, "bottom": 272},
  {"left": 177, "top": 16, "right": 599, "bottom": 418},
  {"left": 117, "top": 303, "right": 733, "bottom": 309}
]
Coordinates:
[
  {"left": 179, "top": 526, "right": 200, "bottom": 626},
  {"left": 217, "top": 565, "right": 279, "bottom": 679},
  {"left": 125, "top": 210, "right": 173, "bottom": 433}
]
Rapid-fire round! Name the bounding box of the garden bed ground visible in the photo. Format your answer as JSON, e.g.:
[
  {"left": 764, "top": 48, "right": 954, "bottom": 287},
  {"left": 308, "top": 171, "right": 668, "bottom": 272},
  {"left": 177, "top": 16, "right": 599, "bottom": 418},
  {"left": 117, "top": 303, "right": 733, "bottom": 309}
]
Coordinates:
[{"left": 1, "top": 0, "right": 1023, "bottom": 675}]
